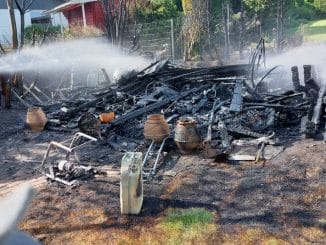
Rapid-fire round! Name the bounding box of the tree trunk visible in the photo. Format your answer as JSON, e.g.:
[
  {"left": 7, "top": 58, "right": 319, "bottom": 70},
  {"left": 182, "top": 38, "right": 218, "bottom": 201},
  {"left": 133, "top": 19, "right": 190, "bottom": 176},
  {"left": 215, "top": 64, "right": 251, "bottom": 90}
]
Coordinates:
[
  {"left": 100, "top": 0, "right": 129, "bottom": 46},
  {"left": 1, "top": 77, "right": 11, "bottom": 109},
  {"left": 223, "top": 1, "right": 230, "bottom": 61},
  {"left": 205, "top": 0, "right": 211, "bottom": 51},
  {"left": 20, "top": 12, "right": 25, "bottom": 48},
  {"left": 239, "top": 0, "right": 244, "bottom": 59},
  {"left": 276, "top": 0, "right": 284, "bottom": 53},
  {"left": 12, "top": 73, "right": 24, "bottom": 96},
  {"left": 6, "top": 0, "right": 19, "bottom": 49}
]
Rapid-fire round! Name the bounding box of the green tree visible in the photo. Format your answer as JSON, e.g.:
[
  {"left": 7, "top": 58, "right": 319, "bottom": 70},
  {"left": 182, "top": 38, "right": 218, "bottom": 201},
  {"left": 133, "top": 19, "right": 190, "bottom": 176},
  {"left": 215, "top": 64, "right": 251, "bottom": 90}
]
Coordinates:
[
  {"left": 244, "top": 0, "right": 270, "bottom": 12},
  {"left": 135, "top": 0, "right": 178, "bottom": 22},
  {"left": 314, "top": 0, "right": 326, "bottom": 12}
]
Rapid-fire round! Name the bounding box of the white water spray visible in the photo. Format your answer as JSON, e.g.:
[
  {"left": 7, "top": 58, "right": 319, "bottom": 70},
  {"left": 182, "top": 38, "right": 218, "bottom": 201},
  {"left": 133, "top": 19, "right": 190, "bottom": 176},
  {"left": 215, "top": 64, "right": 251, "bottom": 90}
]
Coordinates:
[
  {"left": 267, "top": 42, "right": 326, "bottom": 85},
  {"left": 0, "top": 39, "right": 150, "bottom": 81}
]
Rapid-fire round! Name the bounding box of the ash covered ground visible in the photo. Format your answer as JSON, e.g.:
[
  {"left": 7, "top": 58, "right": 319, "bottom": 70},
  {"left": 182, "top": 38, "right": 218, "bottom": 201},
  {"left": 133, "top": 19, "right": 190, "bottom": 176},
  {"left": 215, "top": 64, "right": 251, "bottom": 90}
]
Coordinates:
[{"left": 0, "top": 104, "right": 325, "bottom": 244}]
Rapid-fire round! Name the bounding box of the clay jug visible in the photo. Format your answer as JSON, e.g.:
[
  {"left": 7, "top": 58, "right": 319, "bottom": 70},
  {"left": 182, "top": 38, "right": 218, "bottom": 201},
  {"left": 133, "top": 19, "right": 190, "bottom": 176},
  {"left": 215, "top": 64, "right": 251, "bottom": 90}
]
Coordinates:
[
  {"left": 26, "top": 107, "right": 47, "bottom": 132},
  {"left": 144, "top": 114, "right": 170, "bottom": 143},
  {"left": 174, "top": 117, "right": 201, "bottom": 153}
]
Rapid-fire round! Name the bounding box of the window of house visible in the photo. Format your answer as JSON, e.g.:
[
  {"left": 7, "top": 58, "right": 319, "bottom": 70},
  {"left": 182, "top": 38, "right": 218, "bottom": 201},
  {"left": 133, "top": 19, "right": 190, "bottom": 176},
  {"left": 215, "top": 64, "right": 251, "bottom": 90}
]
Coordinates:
[
  {"left": 30, "top": 11, "right": 52, "bottom": 26},
  {"left": 31, "top": 16, "right": 51, "bottom": 25}
]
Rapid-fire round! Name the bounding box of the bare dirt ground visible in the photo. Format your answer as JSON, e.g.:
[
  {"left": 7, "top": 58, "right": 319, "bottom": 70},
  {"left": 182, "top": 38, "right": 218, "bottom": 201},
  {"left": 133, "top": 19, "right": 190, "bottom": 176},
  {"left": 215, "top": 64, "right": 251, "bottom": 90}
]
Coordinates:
[{"left": 0, "top": 106, "right": 325, "bottom": 244}]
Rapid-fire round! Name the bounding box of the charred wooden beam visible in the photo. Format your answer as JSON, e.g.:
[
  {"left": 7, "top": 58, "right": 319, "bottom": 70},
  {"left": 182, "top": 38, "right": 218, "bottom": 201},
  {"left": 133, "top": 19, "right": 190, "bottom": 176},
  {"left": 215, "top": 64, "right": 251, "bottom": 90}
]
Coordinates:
[
  {"left": 303, "top": 75, "right": 325, "bottom": 138},
  {"left": 311, "top": 83, "right": 326, "bottom": 129},
  {"left": 203, "top": 99, "right": 226, "bottom": 158},
  {"left": 1, "top": 77, "right": 11, "bottom": 108},
  {"left": 192, "top": 95, "right": 208, "bottom": 114},
  {"left": 23, "top": 84, "right": 44, "bottom": 105},
  {"left": 0, "top": 43, "right": 5, "bottom": 55},
  {"left": 229, "top": 79, "right": 243, "bottom": 112},
  {"left": 303, "top": 65, "right": 312, "bottom": 84},
  {"left": 205, "top": 99, "right": 219, "bottom": 142},
  {"left": 291, "top": 66, "right": 303, "bottom": 91},
  {"left": 164, "top": 64, "right": 250, "bottom": 84},
  {"left": 118, "top": 60, "right": 161, "bottom": 92},
  {"left": 108, "top": 85, "right": 210, "bottom": 129},
  {"left": 218, "top": 120, "right": 230, "bottom": 149},
  {"left": 305, "top": 78, "right": 320, "bottom": 94},
  {"left": 11, "top": 88, "right": 31, "bottom": 108},
  {"left": 227, "top": 125, "right": 266, "bottom": 138},
  {"left": 244, "top": 102, "right": 309, "bottom": 110},
  {"left": 59, "top": 90, "right": 115, "bottom": 120},
  {"left": 12, "top": 73, "right": 23, "bottom": 96},
  {"left": 267, "top": 92, "right": 304, "bottom": 103}
]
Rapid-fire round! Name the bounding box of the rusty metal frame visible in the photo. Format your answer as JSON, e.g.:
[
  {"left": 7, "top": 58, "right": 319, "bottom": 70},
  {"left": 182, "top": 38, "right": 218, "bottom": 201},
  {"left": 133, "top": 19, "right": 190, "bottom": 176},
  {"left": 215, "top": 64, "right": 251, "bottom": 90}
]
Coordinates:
[{"left": 41, "top": 132, "right": 97, "bottom": 185}]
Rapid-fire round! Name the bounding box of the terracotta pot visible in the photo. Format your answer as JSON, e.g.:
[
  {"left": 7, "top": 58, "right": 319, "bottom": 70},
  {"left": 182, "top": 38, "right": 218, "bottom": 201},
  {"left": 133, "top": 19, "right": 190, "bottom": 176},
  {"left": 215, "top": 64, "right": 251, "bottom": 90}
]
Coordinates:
[
  {"left": 174, "top": 117, "right": 201, "bottom": 153},
  {"left": 26, "top": 107, "right": 48, "bottom": 132},
  {"left": 99, "top": 112, "right": 115, "bottom": 123},
  {"left": 144, "top": 114, "right": 170, "bottom": 143}
]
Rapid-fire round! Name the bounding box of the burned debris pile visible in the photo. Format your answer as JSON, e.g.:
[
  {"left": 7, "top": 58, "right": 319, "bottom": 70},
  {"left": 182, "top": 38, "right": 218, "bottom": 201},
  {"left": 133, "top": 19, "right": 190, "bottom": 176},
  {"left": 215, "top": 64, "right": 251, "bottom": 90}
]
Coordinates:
[{"left": 37, "top": 59, "right": 325, "bottom": 160}]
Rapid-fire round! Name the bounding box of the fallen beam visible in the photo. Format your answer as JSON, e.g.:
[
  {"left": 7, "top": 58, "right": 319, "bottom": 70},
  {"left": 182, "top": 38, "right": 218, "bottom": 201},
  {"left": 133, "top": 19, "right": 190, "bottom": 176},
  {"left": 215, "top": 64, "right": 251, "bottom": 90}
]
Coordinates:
[
  {"left": 59, "top": 90, "right": 115, "bottom": 120},
  {"left": 108, "top": 85, "right": 210, "bottom": 129}
]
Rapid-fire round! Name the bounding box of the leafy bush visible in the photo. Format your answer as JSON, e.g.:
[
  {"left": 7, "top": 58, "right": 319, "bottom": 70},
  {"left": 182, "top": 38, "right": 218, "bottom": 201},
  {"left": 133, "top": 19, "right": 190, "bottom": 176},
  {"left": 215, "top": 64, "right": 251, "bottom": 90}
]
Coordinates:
[
  {"left": 24, "top": 25, "right": 61, "bottom": 44},
  {"left": 135, "top": 0, "right": 179, "bottom": 22},
  {"left": 63, "top": 26, "right": 104, "bottom": 39},
  {"left": 286, "top": 2, "right": 316, "bottom": 29},
  {"left": 293, "top": 5, "right": 315, "bottom": 20},
  {"left": 314, "top": 0, "right": 326, "bottom": 13}
]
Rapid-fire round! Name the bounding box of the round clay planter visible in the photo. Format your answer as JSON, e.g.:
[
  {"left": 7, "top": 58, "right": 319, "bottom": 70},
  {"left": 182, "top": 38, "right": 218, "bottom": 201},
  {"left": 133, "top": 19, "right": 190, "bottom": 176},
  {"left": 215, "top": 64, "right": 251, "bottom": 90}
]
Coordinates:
[
  {"left": 26, "top": 107, "right": 48, "bottom": 132},
  {"left": 174, "top": 117, "right": 201, "bottom": 153},
  {"left": 99, "top": 112, "right": 115, "bottom": 123},
  {"left": 144, "top": 114, "right": 170, "bottom": 143}
]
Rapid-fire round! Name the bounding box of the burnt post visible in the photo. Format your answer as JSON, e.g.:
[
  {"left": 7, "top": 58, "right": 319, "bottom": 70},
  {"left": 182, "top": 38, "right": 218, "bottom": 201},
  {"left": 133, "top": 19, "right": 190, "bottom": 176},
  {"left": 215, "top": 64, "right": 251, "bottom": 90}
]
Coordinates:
[
  {"left": 303, "top": 65, "right": 312, "bottom": 84},
  {"left": 291, "top": 66, "right": 301, "bottom": 91},
  {"left": 310, "top": 83, "right": 326, "bottom": 133},
  {"left": 1, "top": 77, "right": 11, "bottom": 108}
]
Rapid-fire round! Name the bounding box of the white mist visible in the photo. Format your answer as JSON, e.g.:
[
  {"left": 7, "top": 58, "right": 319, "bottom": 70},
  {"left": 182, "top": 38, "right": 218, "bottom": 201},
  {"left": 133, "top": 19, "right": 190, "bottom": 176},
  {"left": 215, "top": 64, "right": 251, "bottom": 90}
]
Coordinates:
[
  {"left": 267, "top": 42, "right": 326, "bottom": 85},
  {"left": 0, "top": 38, "right": 150, "bottom": 81}
]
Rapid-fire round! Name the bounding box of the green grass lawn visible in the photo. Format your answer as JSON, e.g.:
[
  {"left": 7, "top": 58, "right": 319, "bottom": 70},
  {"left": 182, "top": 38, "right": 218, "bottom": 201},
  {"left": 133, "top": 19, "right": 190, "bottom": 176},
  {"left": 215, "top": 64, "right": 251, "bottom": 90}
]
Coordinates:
[{"left": 302, "top": 19, "right": 326, "bottom": 42}]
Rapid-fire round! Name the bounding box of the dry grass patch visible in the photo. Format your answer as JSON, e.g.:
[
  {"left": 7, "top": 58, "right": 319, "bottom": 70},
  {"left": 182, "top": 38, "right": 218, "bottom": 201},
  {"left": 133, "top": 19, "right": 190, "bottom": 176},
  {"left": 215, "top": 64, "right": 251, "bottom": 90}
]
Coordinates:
[{"left": 222, "top": 228, "right": 290, "bottom": 245}]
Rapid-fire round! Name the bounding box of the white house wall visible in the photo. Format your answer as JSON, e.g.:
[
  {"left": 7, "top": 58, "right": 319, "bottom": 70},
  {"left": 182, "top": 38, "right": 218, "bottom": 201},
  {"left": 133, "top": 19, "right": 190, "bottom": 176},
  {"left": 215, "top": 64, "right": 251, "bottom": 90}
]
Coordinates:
[
  {"left": 52, "top": 12, "right": 68, "bottom": 27},
  {"left": 0, "top": 9, "right": 31, "bottom": 45},
  {"left": 0, "top": 9, "right": 68, "bottom": 45}
]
